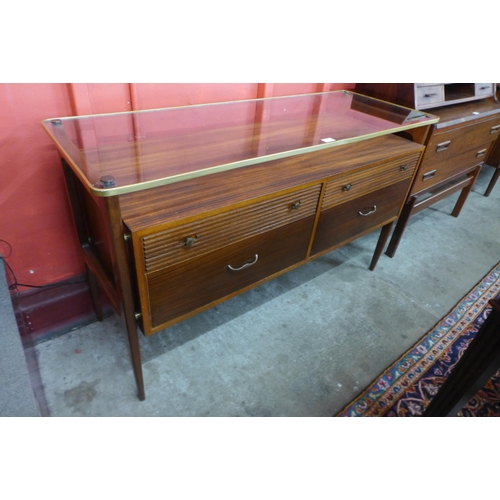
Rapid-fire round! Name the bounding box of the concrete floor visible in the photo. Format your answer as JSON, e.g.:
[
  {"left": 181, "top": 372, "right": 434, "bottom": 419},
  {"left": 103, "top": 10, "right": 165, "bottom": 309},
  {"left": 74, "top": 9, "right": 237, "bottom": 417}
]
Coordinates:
[{"left": 28, "top": 166, "right": 500, "bottom": 416}]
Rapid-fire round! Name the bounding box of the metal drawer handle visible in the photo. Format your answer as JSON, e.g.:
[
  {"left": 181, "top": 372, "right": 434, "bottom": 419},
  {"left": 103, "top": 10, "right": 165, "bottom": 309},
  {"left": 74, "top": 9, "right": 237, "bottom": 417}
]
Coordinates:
[
  {"left": 228, "top": 254, "right": 259, "bottom": 271},
  {"left": 358, "top": 205, "right": 377, "bottom": 217},
  {"left": 184, "top": 236, "right": 196, "bottom": 247},
  {"left": 342, "top": 183, "right": 352, "bottom": 192},
  {"left": 436, "top": 140, "right": 451, "bottom": 152},
  {"left": 400, "top": 164, "right": 409, "bottom": 171},
  {"left": 422, "top": 169, "right": 437, "bottom": 181},
  {"left": 476, "top": 148, "right": 487, "bottom": 158},
  {"left": 490, "top": 125, "right": 500, "bottom": 134},
  {"left": 290, "top": 201, "right": 301, "bottom": 211},
  {"left": 480, "top": 86, "right": 490, "bottom": 90},
  {"left": 424, "top": 93, "right": 438, "bottom": 98}
]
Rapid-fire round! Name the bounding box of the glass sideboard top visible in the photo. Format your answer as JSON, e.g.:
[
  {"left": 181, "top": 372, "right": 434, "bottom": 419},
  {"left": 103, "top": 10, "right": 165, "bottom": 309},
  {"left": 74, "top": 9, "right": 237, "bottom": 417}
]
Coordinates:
[{"left": 42, "top": 91, "right": 438, "bottom": 197}]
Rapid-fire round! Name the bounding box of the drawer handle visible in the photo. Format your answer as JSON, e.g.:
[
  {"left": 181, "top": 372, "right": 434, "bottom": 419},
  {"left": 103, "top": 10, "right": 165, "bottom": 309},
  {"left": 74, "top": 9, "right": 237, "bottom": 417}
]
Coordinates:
[
  {"left": 480, "top": 86, "right": 490, "bottom": 90},
  {"left": 424, "top": 93, "right": 438, "bottom": 98},
  {"left": 490, "top": 125, "right": 500, "bottom": 134},
  {"left": 358, "top": 205, "right": 377, "bottom": 217},
  {"left": 228, "top": 254, "right": 259, "bottom": 271},
  {"left": 422, "top": 170, "right": 437, "bottom": 181},
  {"left": 290, "top": 201, "right": 301, "bottom": 211},
  {"left": 184, "top": 236, "right": 196, "bottom": 247},
  {"left": 476, "top": 148, "right": 487, "bottom": 158},
  {"left": 400, "top": 164, "right": 409, "bottom": 171},
  {"left": 342, "top": 184, "right": 352, "bottom": 192},
  {"left": 436, "top": 140, "right": 451, "bottom": 152}
]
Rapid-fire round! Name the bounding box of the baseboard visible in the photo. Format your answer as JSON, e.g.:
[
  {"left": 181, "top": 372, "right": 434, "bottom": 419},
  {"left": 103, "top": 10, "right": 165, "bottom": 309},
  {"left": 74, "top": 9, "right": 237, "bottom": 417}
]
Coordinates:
[
  {"left": 11, "top": 274, "right": 113, "bottom": 345},
  {"left": 1, "top": 262, "right": 42, "bottom": 416}
]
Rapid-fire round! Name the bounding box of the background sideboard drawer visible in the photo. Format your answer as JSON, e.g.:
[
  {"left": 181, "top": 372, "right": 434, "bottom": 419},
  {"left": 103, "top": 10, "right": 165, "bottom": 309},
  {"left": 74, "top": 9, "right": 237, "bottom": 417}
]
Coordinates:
[
  {"left": 410, "top": 144, "right": 490, "bottom": 195},
  {"left": 475, "top": 83, "right": 494, "bottom": 96},
  {"left": 321, "top": 152, "right": 421, "bottom": 210},
  {"left": 415, "top": 84, "right": 444, "bottom": 108},
  {"left": 311, "top": 180, "right": 408, "bottom": 256},
  {"left": 424, "top": 117, "right": 500, "bottom": 163},
  {"left": 145, "top": 215, "right": 315, "bottom": 332}
]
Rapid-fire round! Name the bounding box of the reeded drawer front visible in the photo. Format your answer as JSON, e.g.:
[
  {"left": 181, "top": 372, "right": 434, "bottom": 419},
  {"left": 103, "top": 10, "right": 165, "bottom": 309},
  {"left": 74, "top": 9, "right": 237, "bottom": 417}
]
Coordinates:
[
  {"left": 141, "top": 184, "right": 321, "bottom": 272},
  {"left": 146, "top": 216, "right": 315, "bottom": 331},
  {"left": 321, "top": 153, "right": 421, "bottom": 210},
  {"left": 425, "top": 117, "right": 500, "bottom": 164},
  {"left": 311, "top": 180, "right": 408, "bottom": 256}
]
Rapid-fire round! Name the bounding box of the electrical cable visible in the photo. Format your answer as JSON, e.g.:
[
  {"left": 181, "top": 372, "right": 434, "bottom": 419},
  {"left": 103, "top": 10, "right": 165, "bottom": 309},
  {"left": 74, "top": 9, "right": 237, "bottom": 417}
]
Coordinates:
[{"left": 0, "top": 239, "right": 86, "bottom": 292}]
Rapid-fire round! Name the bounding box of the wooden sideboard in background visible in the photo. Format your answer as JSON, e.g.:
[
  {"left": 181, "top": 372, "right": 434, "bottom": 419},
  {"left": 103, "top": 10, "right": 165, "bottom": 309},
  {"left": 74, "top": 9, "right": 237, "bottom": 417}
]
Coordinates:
[{"left": 355, "top": 84, "right": 500, "bottom": 258}]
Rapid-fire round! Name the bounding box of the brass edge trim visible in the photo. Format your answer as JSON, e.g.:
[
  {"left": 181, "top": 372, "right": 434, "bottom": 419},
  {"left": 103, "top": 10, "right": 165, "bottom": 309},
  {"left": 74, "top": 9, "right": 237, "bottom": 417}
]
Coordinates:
[
  {"left": 43, "top": 90, "right": 350, "bottom": 122},
  {"left": 41, "top": 124, "right": 98, "bottom": 196},
  {"left": 95, "top": 125, "right": 436, "bottom": 197},
  {"left": 43, "top": 119, "right": 438, "bottom": 198},
  {"left": 41, "top": 91, "right": 439, "bottom": 198},
  {"left": 41, "top": 90, "right": 439, "bottom": 123}
]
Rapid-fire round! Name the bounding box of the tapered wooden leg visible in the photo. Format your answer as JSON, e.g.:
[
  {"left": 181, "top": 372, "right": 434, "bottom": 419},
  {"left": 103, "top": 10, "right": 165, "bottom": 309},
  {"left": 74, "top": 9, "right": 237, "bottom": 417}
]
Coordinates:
[
  {"left": 105, "top": 197, "right": 145, "bottom": 401},
  {"left": 86, "top": 263, "right": 103, "bottom": 321},
  {"left": 119, "top": 304, "right": 145, "bottom": 401},
  {"left": 369, "top": 221, "right": 394, "bottom": 271},
  {"left": 385, "top": 196, "right": 417, "bottom": 258},
  {"left": 451, "top": 165, "right": 481, "bottom": 217},
  {"left": 484, "top": 167, "right": 500, "bottom": 197}
]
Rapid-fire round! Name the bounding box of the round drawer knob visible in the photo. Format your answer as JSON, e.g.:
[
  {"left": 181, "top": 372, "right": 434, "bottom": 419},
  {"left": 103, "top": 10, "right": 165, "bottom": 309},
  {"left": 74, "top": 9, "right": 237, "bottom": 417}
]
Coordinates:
[
  {"left": 184, "top": 236, "right": 196, "bottom": 247},
  {"left": 342, "top": 184, "right": 352, "bottom": 192},
  {"left": 290, "top": 201, "right": 301, "bottom": 211},
  {"left": 400, "top": 165, "right": 408, "bottom": 171}
]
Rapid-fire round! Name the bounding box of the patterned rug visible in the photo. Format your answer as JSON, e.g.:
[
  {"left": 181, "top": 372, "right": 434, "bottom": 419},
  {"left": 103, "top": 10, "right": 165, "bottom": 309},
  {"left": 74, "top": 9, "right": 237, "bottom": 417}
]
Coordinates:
[{"left": 337, "top": 262, "right": 500, "bottom": 417}]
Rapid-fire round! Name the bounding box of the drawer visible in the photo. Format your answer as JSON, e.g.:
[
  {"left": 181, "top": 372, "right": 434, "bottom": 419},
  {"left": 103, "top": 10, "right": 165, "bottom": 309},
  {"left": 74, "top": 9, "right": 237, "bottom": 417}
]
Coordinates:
[
  {"left": 311, "top": 180, "right": 408, "bottom": 256},
  {"left": 410, "top": 142, "right": 490, "bottom": 195},
  {"left": 321, "top": 152, "right": 421, "bottom": 210},
  {"left": 424, "top": 117, "right": 500, "bottom": 164},
  {"left": 140, "top": 184, "right": 321, "bottom": 272},
  {"left": 145, "top": 216, "right": 315, "bottom": 331},
  {"left": 415, "top": 85, "right": 444, "bottom": 108},
  {"left": 475, "top": 83, "right": 494, "bottom": 96}
]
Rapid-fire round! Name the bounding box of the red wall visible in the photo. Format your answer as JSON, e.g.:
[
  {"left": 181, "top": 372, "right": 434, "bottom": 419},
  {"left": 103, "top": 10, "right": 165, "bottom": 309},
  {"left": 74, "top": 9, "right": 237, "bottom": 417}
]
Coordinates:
[{"left": 0, "top": 83, "right": 354, "bottom": 289}]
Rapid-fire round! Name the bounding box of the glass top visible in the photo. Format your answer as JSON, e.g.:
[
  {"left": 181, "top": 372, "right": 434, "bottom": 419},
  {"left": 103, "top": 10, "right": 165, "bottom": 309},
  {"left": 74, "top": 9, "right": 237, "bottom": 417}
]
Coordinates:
[{"left": 42, "top": 91, "right": 438, "bottom": 197}]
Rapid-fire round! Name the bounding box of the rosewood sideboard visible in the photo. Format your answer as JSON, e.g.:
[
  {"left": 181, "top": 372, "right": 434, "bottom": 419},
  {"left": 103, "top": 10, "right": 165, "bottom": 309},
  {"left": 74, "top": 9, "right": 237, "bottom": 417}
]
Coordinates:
[{"left": 42, "top": 91, "right": 438, "bottom": 400}]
